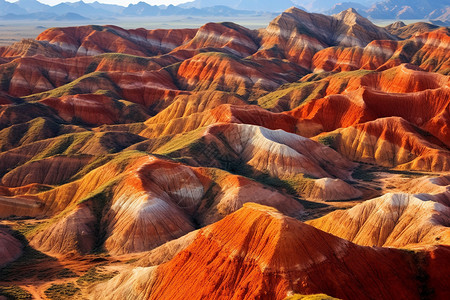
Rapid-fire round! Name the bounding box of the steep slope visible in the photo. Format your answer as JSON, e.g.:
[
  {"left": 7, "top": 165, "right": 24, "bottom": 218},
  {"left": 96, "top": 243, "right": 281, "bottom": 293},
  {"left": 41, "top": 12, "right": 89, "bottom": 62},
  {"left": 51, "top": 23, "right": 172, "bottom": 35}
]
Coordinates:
[
  {"left": 311, "top": 28, "right": 450, "bottom": 74},
  {"left": 0, "top": 227, "right": 23, "bottom": 268},
  {"left": 0, "top": 117, "right": 83, "bottom": 152},
  {"left": 257, "top": 7, "right": 394, "bottom": 67},
  {"left": 316, "top": 117, "right": 450, "bottom": 171},
  {"left": 176, "top": 52, "right": 303, "bottom": 99},
  {"left": 139, "top": 104, "right": 299, "bottom": 139},
  {"left": 172, "top": 22, "right": 259, "bottom": 58},
  {"left": 0, "top": 131, "right": 145, "bottom": 181},
  {"left": 40, "top": 94, "right": 150, "bottom": 125},
  {"left": 385, "top": 21, "right": 439, "bottom": 39},
  {"left": 92, "top": 204, "right": 428, "bottom": 300},
  {"left": 285, "top": 66, "right": 450, "bottom": 155},
  {"left": 308, "top": 193, "right": 450, "bottom": 248}
]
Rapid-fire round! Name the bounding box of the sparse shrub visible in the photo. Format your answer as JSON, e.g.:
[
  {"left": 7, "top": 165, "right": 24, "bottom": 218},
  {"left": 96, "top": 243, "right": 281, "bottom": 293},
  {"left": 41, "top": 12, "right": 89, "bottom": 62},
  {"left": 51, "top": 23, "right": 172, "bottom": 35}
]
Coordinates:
[
  {"left": 351, "top": 166, "right": 376, "bottom": 182},
  {"left": 317, "top": 134, "right": 337, "bottom": 147},
  {"left": 77, "top": 267, "right": 117, "bottom": 285},
  {"left": 57, "top": 268, "right": 77, "bottom": 279},
  {"left": 0, "top": 285, "right": 32, "bottom": 300},
  {"left": 44, "top": 283, "right": 80, "bottom": 300}
]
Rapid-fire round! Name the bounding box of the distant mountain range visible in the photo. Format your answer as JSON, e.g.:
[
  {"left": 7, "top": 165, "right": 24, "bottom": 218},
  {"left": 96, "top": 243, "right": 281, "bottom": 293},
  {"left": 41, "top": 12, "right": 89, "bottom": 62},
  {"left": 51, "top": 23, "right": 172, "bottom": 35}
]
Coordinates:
[{"left": 0, "top": 0, "right": 448, "bottom": 24}]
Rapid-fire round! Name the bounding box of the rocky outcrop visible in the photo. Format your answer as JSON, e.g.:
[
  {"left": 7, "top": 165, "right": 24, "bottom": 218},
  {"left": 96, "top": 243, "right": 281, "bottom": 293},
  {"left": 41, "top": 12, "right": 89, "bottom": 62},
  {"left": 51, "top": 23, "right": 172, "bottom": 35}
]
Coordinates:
[{"left": 34, "top": 25, "right": 197, "bottom": 58}]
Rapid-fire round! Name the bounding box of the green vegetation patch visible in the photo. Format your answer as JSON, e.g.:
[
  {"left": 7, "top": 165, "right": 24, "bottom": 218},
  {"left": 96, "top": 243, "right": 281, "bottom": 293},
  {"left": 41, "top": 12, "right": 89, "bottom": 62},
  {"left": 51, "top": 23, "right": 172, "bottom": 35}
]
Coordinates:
[
  {"left": 316, "top": 133, "right": 339, "bottom": 148},
  {"left": 237, "top": 164, "right": 315, "bottom": 197},
  {"left": 0, "top": 285, "right": 32, "bottom": 300},
  {"left": 24, "top": 72, "right": 114, "bottom": 101},
  {"left": 258, "top": 69, "right": 373, "bottom": 111},
  {"left": 44, "top": 283, "right": 80, "bottom": 300},
  {"left": 154, "top": 126, "right": 207, "bottom": 155},
  {"left": 351, "top": 165, "right": 377, "bottom": 182},
  {"left": 32, "top": 131, "right": 93, "bottom": 160},
  {"left": 0, "top": 117, "right": 60, "bottom": 151},
  {"left": 98, "top": 53, "right": 151, "bottom": 67},
  {"left": 76, "top": 266, "right": 117, "bottom": 285}
]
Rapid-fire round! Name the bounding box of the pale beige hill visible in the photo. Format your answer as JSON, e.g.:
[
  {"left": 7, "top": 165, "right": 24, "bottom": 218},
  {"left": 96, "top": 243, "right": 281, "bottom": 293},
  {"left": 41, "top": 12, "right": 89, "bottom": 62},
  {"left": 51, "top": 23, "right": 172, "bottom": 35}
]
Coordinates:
[
  {"left": 135, "top": 230, "right": 199, "bottom": 267},
  {"left": 306, "top": 178, "right": 362, "bottom": 201},
  {"left": 385, "top": 175, "right": 450, "bottom": 206},
  {"left": 307, "top": 193, "right": 450, "bottom": 247},
  {"left": 30, "top": 202, "right": 97, "bottom": 254},
  {"left": 391, "top": 175, "right": 450, "bottom": 195}
]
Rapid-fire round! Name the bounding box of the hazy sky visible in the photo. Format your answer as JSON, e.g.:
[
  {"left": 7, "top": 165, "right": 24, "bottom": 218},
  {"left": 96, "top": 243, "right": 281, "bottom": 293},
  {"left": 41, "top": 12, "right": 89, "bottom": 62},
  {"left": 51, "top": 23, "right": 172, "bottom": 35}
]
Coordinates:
[{"left": 11, "top": 0, "right": 190, "bottom": 6}]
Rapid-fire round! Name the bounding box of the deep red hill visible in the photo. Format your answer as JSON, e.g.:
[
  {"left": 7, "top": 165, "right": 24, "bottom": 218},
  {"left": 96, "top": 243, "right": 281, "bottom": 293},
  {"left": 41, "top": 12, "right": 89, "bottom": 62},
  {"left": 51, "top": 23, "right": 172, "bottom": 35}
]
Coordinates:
[{"left": 93, "top": 204, "right": 449, "bottom": 300}]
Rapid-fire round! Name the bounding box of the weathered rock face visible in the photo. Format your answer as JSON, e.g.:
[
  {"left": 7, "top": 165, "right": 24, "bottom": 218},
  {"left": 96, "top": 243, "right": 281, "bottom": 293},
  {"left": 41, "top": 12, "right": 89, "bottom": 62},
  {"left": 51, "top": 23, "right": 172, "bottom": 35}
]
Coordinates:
[
  {"left": 92, "top": 204, "right": 439, "bottom": 300},
  {"left": 173, "top": 22, "right": 259, "bottom": 57},
  {"left": 308, "top": 193, "right": 450, "bottom": 247},
  {"left": 40, "top": 94, "right": 149, "bottom": 125}
]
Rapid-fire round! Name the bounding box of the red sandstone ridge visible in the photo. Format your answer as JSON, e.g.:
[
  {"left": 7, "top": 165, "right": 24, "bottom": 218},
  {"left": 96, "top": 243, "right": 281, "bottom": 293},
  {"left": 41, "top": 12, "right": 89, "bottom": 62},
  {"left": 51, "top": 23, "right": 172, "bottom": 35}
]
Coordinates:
[
  {"left": 256, "top": 7, "right": 395, "bottom": 67},
  {"left": 92, "top": 204, "right": 446, "bottom": 300},
  {"left": 40, "top": 94, "right": 149, "bottom": 125},
  {"left": 33, "top": 25, "right": 196, "bottom": 58},
  {"left": 316, "top": 117, "right": 450, "bottom": 171},
  {"left": 311, "top": 28, "right": 450, "bottom": 73},
  {"left": 172, "top": 22, "right": 259, "bottom": 58}
]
